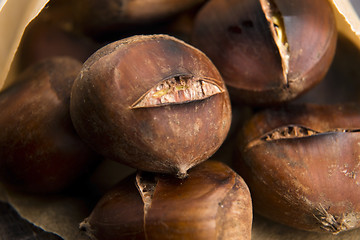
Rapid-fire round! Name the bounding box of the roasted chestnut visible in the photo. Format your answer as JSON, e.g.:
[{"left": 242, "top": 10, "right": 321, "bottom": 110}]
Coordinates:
[
  {"left": 295, "top": 33, "right": 360, "bottom": 105},
  {"left": 0, "top": 57, "right": 100, "bottom": 193},
  {"left": 80, "top": 160, "right": 252, "bottom": 240},
  {"left": 234, "top": 103, "right": 360, "bottom": 233},
  {"left": 191, "top": 0, "right": 337, "bottom": 105},
  {"left": 70, "top": 34, "right": 232, "bottom": 178},
  {"left": 15, "top": 15, "right": 99, "bottom": 72},
  {"left": 74, "top": 0, "right": 206, "bottom": 36}
]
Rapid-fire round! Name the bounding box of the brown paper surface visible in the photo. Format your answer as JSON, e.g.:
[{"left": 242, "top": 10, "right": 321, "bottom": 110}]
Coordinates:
[
  {"left": 333, "top": 0, "right": 360, "bottom": 42},
  {"left": 0, "top": 184, "right": 89, "bottom": 240},
  {"left": 0, "top": 0, "right": 49, "bottom": 90}
]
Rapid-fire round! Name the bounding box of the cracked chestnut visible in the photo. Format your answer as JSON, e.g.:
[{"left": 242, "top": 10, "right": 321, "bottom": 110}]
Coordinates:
[
  {"left": 0, "top": 57, "right": 100, "bottom": 193},
  {"left": 191, "top": 0, "right": 337, "bottom": 105},
  {"left": 80, "top": 160, "right": 252, "bottom": 240},
  {"left": 70, "top": 34, "right": 232, "bottom": 178},
  {"left": 234, "top": 103, "right": 360, "bottom": 234}
]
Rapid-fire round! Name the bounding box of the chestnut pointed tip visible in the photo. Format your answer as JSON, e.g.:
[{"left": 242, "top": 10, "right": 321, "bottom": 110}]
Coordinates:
[
  {"left": 174, "top": 164, "right": 190, "bottom": 179},
  {"left": 176, "top": 170, "right": 188, "bottom": 179},
  {"left": 79, "top": 219, "right": 96, "bottom": 240},
  {"left": 313, "top": 205, "right": 360, "bottom": 235},
  {"left": 79, "top": 219, "right": 89, "bottom": 231}
]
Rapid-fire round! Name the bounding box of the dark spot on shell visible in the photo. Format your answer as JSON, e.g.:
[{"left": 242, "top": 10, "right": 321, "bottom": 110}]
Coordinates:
[{"left": 228, "top": 25, "right": 242, "bottom": 34}]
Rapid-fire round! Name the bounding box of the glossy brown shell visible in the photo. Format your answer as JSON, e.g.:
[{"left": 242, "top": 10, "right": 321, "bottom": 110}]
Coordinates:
[
  {"left": 80, "top": 160, "right": 252, "bottom": 240},
  {"left": 75, "top": 0, "right": 206, "bottom": 35},
  {"left": 234, "top": 103, "right": 360, "bottom": 233},
  {"left": 70, "top": 34, "right": 232, "bottom": 177},
  {"left": 0, "top": 57, "right": 99, "bottom": 193},
  {"left": 191, "top": 0, "right": 337, "bottom": 105}
]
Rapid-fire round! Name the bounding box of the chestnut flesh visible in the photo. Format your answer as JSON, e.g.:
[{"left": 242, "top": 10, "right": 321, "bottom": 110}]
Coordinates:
[
  {"left": 191, "top": 0, "right": 337, "bottom": 105},
  {"left": 80, "top": 160, "right": 252, "bottom": 240},
  {"left": 234, "top": 103, "right": 360, "bottom": 233},
  {"left": 70, "top": 34, "right": 232, "bottom": 178},
  {"left": 0, "top": 57, "right": 100, "bottom": 193}
]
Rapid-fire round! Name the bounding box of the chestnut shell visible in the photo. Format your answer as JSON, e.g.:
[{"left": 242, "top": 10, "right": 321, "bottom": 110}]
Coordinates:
[
  {"left": 15, "top": 15, "right": 99, "bottom": 72},
  {"left": 0, "top": 57, "right": 100, "bottom": 193},
  {"left": 75, "top": 0, "right": 206, "bottom": 36},
  {"left": 234, "top": 104, "right": 360, "bottom": 233},
  {"left": 80, "top": 160, "right": 252, "bottom": 240},
  {"left": 191, "top": 0, "right": 337, "bottom": 105},
  {"left": 70, "top": 34, "right": 232, "bottom": 177}
]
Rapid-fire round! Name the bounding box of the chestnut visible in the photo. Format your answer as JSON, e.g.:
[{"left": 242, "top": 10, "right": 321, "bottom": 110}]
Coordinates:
[
  {"left": 191, "top": 0, "right": 337, "bottom": 105},
  {"left": 80, "top": 160, "right": 252, "bottom": 240},
  {"left": 14, "top": 14, "right": 99, "bottom": 72},
  {"left": 0, "top": 57, "right": 100, "bottom": 193},
  {"left": 233, "top": 103, "right": 360, "bottom": 233},
  {"left": 74, "top": 0, "right": 207, "bottom": 36},
  {"left": 70, "top": 34, "right": 232, "bottom": 178},
  {"left": 295, "top": 33, "right": 360, "bottom": 105}
]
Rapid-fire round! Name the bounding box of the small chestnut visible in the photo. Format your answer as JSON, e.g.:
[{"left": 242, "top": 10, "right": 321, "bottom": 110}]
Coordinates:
[
  {"left": 80, "top": 160, "right": 252, "bottom": 240},
  {"left": 0, "top": 57, "right": 100, "bottom": 193},
  {"left": 191, "top": 0, "right": 337, "bottom": 105},
  {"left": 234, "top": 103, "right": 360, "bottom": 233},
  {"left": 70, "top": 34, "right": 232, "bottom": 178},
  {"left": 15, "top": 15, "right": 99, "bottom": 72}
]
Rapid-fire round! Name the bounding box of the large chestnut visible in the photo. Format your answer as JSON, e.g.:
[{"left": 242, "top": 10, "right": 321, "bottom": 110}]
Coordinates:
[
  {"left": 191, "top": 0, "right": 337, "bottom": 105},
  {"left": 70, "top": 34, "right": 232, "bottom": 178},
  {"left": 80, "top": 160, "right": 252, "bottom": 240},
  {"left": 234, "top": 103, "right": 360, "bottom": 233},
  {"left": 0, "top": 57, "right": 100, "bottom": 193}
]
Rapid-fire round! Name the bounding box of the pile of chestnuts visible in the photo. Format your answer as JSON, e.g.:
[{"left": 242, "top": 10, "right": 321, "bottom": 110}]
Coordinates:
[{"left": 1, "top": 0, "right": 360, "bottom": 239}]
